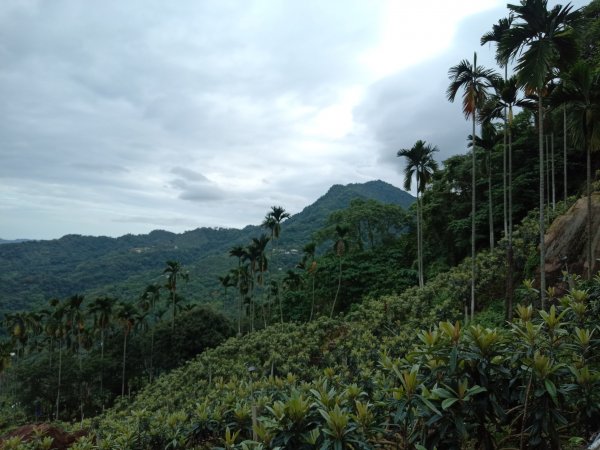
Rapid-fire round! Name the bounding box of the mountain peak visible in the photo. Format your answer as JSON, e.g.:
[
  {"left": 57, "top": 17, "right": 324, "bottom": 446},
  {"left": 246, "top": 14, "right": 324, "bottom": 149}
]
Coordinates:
[{"left": 281, "top": 180, "right": 414, "bottom": 244}]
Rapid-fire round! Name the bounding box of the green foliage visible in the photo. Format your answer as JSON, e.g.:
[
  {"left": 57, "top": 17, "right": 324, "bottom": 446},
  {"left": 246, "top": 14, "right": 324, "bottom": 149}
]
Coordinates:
[
  {"left": 63, "top": 271, "right": 598, "bottom": 449},
  {"left": 0, "top": 304, "right": 233, "bottom": 424}
]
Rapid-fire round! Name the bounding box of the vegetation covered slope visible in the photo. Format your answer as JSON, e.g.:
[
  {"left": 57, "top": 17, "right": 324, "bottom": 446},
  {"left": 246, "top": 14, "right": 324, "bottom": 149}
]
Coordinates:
[{"left": 78, "top": 206, "right": 600, "bottom": 449}]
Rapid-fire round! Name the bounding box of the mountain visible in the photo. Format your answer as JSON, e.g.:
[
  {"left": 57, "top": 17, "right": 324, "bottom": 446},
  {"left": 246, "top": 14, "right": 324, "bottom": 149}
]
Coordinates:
[
  {"left": 0, "top": 180, "right": 414, "bottom": 314},
  {"left": 280, "top": 180, "right": 414, "bottom": 247}
]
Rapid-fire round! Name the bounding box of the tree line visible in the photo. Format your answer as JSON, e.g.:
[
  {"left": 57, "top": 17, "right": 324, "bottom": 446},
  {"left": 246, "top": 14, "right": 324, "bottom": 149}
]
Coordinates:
[
  {"left": 1, "top": 261, "right": 233, "bottom": 423},
  {"left": 397, "top": 0, "right": 599, "bottom": 323}
]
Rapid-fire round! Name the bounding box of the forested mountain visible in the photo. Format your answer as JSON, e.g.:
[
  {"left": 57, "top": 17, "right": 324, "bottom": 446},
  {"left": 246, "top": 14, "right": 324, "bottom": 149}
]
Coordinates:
[
  {"left": 280, "top": 180, "right": 414, "bottom": 246},
  {"left": 0, "top": 180, "right": 414, "bottom": 314}
]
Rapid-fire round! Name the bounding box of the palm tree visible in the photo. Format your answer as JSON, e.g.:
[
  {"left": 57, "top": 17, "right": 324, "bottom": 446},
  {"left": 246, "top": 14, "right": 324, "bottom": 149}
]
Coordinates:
[
  {"left": 482, "top": 15, "right": 514, "bottom": 237},
  {"left": 262, "top": 206, "right": 290, "bottom": 323},
  {"left": 242, "top": 241, "right": 260, "bottom": 331},
  {"left": 331, "top": 225, "right": 350, "bottom": 318},
  {"left": 4, "top": 312, "right": 28, "bottom": 358},
  {"left": 397, "top": 140, "right": 439, "bottom": 288},
  {"left": 229, "top": 245, "right": 247, "bottom": 335},
  {"left": 23, "top": 311, "right": 43, "bottom": 352},
  {"left": 468, "top": 123, "right": 502, "bottom": 250},
  {"left": 498, "top": 0, "right": 580, "bottom": 307},
  {"left": 552, "top": 61, "right": 600, "bottom": 279},
  {"left": 481, "top": 75, "right": 534, "bottom": 319},
  {"left": 115, "top": 301, "right": 138, "bottom": 398},
  {"left": 262, "top": 206, "right": 291, "bottom": 253},
  {"left": 65, "top": 295, "right": 85, "bottom": 366},
  {"left": 47, "top": 298, "right": 67, "bottom": 420},
  {"left": 65, "top": 294, "right": 87, "bottom": 421},
  {"left": 88, "top": 296, "right": 116, "bottom": 407},
  {"left": 0, "top": 339, "right": 13, "bottom": 394},
  {"left": 138, "top": 284, "right": 161, "bottom": 381},
  {"left": 236, "top": 265, "right": 251, "bottom": 334},
  {"left": 302, "top": 242, "right": 318, "bottom": 322},
  {"left": 163, "top": 260, "right": 189, "bottom": 330},
  {"left": 246, "top": 235, "right": 270, "bottom": 328},
  {"left": 283, "top": 269, "right": 303, "bottom": 291},
  {"left": 218, "top": 272, "right": 235, "bottom": 305},
  {"left": 447, "top": 52, "right": 499, "bottom": 320}
]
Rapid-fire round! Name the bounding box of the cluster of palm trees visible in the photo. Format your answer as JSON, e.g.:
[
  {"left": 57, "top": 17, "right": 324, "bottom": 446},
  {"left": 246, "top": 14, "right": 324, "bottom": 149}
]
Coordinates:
[
  {"left": 0, "top": 260, "right": 190, "bottom": 420},
  {"left": 221, "top": 205, "right": 363, "bottom": 330},
  {"left": 399, "top": 0, "right": 599, "bottom": 319},
  {"left": 224, "top": 206, "right": 290, "bottom": 334}
]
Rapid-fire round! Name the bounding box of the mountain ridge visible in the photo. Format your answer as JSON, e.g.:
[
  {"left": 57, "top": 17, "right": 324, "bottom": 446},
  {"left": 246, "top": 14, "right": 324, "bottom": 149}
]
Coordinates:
[{"left": 0, "top": 180, "right": 414, "bottom": 314}]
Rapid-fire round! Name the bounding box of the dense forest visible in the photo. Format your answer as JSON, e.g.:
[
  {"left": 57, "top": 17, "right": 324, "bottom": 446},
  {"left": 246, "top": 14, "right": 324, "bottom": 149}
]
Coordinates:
[{"left": 1, "top": 0, "right": 600, "bottom": 448}]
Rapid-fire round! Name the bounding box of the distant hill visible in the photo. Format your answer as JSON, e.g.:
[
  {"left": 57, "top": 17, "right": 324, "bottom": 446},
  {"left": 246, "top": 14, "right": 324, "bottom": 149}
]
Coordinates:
[
  {"left": 0, "top": 239, "right": 30, "bottom": 245},
  {"left": 0, "top": 180, "right": 414, "bottom": 314}
]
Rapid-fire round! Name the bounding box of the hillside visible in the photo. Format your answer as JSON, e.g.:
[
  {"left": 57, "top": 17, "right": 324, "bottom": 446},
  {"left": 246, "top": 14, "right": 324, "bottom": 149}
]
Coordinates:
[
  {"left": 0, "top": 180, "right": 414, "bottom": 314},
  {"left": 70, "top": 199, "right": 600, "bottom": 449}
]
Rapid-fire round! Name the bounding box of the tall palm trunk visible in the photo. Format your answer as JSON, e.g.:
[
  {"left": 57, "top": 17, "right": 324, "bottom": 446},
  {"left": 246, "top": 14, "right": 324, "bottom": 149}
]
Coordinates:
[
  {"left": 250, "top": 269, "right": 255, "bottom": 332},
  {"left": 503, "top": 109, "right": 508, "bottom": 238},
  {"left": 309, "top": 275, "right": 316, "bottom": 322},
  {"left": 551, "top": 133, "right": 556, "bottom": 210},
  {"left": 171, "top": 290, "right": 176, "bottom": 331},
  {"left": 121, "top": 330, "right": 128, "bottom": 397},
  {"left": 238, "top": 289, "right": 243, "bottom": 335},
  {"left": 56, "top": 340, "right": 62, "bottom": 420},
  {"left": 539, "top": 95, "right": 547, "bottom": 308},
  {"left": 586, "top": 137, "right": 593, "bottom": 280},
  {"left": 416, "top": 192, "right": 424, "bottom": 288},
  {"left": 271, "top": 241, "right": 284, "bottom": 325},
  {"left": 503, "top": 66, "right": 508, "bottom": 238},
  {"left": 77, "top": 325, "right": 83, "bottom": 422},
  {"left": 507, "top": 124, "right": 515, "bottom": 320},
  {"left": 563, "top": 106, "right": 568, "bottom": 202},
  {"left": 278, "top": 281, "right": 284, "bottom": 325},
  {"left": 419, "top": 194, "right": 425, "bottom": 287},
  {"left": 471, "top": 113, "right": 477, "bottom": 320},
  {"left": 488, "top": 152, "right": 495, "bottom": 249},
  {"left": 100, "top": 328, "right": 105, "bottom": 409},
  {"left": 547, "top": 136, "right": 552, "bottom": 211},
  {"left": 331, "top": 257, "right": 342, "bottom": 318},
  {"left": 149, "top": 303, "right": 155, "bottom": 383}
]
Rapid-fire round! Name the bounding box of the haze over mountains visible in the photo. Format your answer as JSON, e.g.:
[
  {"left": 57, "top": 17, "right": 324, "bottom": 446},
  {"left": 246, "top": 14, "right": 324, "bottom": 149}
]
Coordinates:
[
  {"left": 0, "top": 180, "right": 414, "bottom": 314},
  {"left": 0, "top": 239, "right": 30, "bottom": 245}
]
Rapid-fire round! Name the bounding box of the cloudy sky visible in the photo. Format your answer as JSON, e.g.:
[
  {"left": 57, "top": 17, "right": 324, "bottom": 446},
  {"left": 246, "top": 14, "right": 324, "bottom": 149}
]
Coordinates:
[{"left": 0, "top": 0, "right": 588, "bottom": 240}]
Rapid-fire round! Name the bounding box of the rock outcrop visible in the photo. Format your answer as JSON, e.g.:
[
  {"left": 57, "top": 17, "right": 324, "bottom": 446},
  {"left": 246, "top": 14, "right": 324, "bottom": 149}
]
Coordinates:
[{"left": 544, "top": 193, "right": 600, "bottom": 277}]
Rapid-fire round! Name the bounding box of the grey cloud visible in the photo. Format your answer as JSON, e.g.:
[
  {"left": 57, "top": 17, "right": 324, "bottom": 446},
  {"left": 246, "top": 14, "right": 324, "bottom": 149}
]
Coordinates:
[
  {"left": 355, "top": 6, "right": 508, "bottom": 174},
  {"left": 72, "top": 163, "right": 130, "bottom": 174},
  {"left": 169, "top": 166, "right": 224, "bottom": 202},
  {"left": 170, "top": 167, "right": 209, "bottom": 182},
  {"left": 112, "top": 216, "right": 194, "bottom": 227},
  {"left": 179, "top": 186, "right": 225, "bottom": 202}
]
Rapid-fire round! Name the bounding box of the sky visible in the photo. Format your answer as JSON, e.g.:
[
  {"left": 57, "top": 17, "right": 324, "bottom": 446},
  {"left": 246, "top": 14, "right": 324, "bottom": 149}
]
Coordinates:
[{"left": 0, "top": 0, "right": 589, "bottom": 240}]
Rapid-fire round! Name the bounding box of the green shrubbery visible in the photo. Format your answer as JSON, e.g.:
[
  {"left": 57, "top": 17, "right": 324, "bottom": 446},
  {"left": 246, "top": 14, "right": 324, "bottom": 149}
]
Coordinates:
[{"left": 53, "top": 273, "right": 595, "bottom": 450}]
